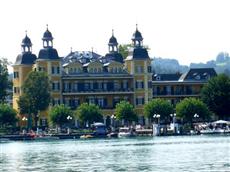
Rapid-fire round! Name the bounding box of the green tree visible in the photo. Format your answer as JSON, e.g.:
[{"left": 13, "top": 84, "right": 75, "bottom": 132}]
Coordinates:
[
  {"left": 118, "top": 44, "right": 132, "bottom": 59},
  {"left": 49, "top": 104, "right": 73, "bottom": 128},
  {"left": 115, "top": 100, "right": 138, "bottom": 125},
  {"left": 201, "top": 74, "right": 230, "bottom": 120},
  {"left": 0, "top": 103, "right": 18, "bottom": 127},
  {"left": 144, "top": 98, "right": 174, "bottom": 123},
  {"left": 19, "top": 71, "right": 51, "bottom": 129},
  {"left": 176, "top": 98, "right": 212, "bottom": 126},
  {"left": 0, "top": 58, "right": 10, "bottom": 103},
  {"left": 75, "top": 103, "right": 103, "bottom": 127}
]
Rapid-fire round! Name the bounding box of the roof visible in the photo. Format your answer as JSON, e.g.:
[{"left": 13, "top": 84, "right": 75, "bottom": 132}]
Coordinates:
[
  {"left": 21, "top": 35, "right": 32, "bottom": 47},
  {"left": 132, "top": 29, "right": 143, "bottom": 41},
  {"left": 105, "top": 52, "right": 123, "bottom": 63},
  {"left": 179, "top": 68, "right": 217, "bottom": 81},
  {"left": 153, "top": 73, "right": 182, "bottom": 81},
  {"left": 38, "top": 48, "right": 59, "bottom": 60},
  {"left": 42, "top": 29, "right": 53, "bottom": 41},
  {"left": 108, "top": 35, "right": 118, "bottom": 46},
  {"left": 62, "top": 51, "right": 102, "bottom": 65},
  {"left": 14, "top": 53, "right": 37, "bottom": 65},
  {"left": 126, "top": 47, "right": 149, "bottom": 60}
]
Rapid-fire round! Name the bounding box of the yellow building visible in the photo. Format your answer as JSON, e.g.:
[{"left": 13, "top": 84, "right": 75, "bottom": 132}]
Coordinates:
[{"left": 12, "top": 26, "right": 216, "bottom": 127}]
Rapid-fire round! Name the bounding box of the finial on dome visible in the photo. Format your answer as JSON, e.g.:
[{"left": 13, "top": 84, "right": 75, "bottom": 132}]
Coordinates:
[{"left": 112, "top": 29, "right": 114, "bottom": 36}]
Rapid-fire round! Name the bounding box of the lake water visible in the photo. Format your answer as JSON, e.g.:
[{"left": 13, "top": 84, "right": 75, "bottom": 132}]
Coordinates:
[{"left": 1, "top": 135, "right": 230, "bottom": 172}]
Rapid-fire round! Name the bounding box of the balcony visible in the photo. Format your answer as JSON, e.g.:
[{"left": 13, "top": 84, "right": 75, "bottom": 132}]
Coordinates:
[
  {"left": 62, "top": 88, "right": 134, "bottom": 95},
  {"left": 153, "top": 91, "right": 200, "bottom": 98}
]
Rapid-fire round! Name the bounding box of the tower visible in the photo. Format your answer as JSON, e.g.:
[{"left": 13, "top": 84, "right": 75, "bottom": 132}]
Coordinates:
[
  {"left": 105, "top": 30, "right": 123, "bottom": 63},
  {"left": 35, "top": 25, "right": 62, "bottom": 125},
  {"left": 12, "top": 32, "right": 37, "bottom": 111},
  {"left": 125, "top": 25, "right": 153, "bottom": 124}
]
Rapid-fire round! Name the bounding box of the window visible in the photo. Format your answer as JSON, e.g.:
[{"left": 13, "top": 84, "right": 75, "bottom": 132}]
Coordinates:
[
  {"left": 13, "top": 72, "right": 19, "bottom": 79},
  {"left": 98, "top": 98, "right": 104, "bottom": 107},
  {"left": 52, "top": 66, "right": 60, "bottom": 74},
  {"left": 148, "top": 66, "right": 152, "bottom": 73},
  {"left": 53, "top": 98, "right": 60, "bottom": 106},
  {"left": 136, "top": 66, "right": 143, "bottom": 73},
  {"left": 136, "top": 97, "right": 144, "bottom": 105},
  {"left": 114, "top": 81, "right": 120, "bottom": 90},
  {"left": 89, "top": 97, "right": 95, "bottom": 104},
  {"left": 14, "top": 87, "right": 20, "bottom": 94},
  {"left": 52, "top": 82, "right": 60, "bottom": 91},
  {"left": 136, "top": 80, "right": 144, "bottom": 89},
  {"left": 64, "top": 82, "right": 69, "bottom": 92},
  {"left": 123, "top": 80, "right": 128, "bottom": 89},
  {"left": 73, "top": 82, "right": 78, "bottom": 91},
  {"left": 98, "top": 82, "right": 103, "bottom": 90}
]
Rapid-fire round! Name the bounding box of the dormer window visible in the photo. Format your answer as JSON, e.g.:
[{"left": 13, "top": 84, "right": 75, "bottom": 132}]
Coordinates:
[{"left": 195, "top": 75, "right": 201, "bottom": 80}]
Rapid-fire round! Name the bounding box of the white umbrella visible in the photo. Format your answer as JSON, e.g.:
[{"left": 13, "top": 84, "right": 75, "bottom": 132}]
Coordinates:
[{"left": 212, "top": 120, "right": 230, "bottom": 124}]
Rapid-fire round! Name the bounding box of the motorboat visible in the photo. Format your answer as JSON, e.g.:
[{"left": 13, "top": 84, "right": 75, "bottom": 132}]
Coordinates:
[
  {"left": 118, "top": 127, "right": 135, "bottom": 138},
  {"left": 80, "top": 134, "right": 94, "bottom": 139}
]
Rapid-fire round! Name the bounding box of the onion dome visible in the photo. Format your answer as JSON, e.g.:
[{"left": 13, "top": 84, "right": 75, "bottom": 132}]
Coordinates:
[
  {"left": 42, "top": 24, "right": 53, "bottom": 41},
  {"left": 108, "top": 30, "right": 118, "bottom": 46},
  {"left": 21, "top": 34, "right": 32, "bottom": 47},
  {"left": 132, "top": 25, "right": 143, "bottom": 41}
]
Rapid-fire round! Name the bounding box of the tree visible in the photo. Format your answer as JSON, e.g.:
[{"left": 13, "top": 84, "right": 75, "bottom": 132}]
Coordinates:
[
  {"left": 0, "top": 103, "right": 18, "bottom": 127},
  {"left": 19, "top": 71, "right": 51, "bottom": 129},
  {"left": 75, "top": 103, "right": 103, "bottom": 127},
  {"left": 49, "top": 104, "right": 73, "bottom": 128},
  {"left": 144, "top": 98, "right": 174, "bottom": 123},
  {"left": 118, "top": 44, "right": 132, "bottom": 59},
  {"left": 201, "top": 74, "right": 230, "bottom": 120},
  {"left": 0, "top": 58, "right": 10, "bottom": 103},
  {"left": 115, "top": 101, "right": 137, "bottom": 125},
  {"left": 176, "top": 98, "right": 212, "bottom": 126}
]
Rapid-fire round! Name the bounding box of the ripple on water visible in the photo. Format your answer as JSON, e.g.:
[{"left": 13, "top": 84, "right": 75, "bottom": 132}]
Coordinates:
[{"left": 1, "top": 135, "right": 229, "bottom": 172}]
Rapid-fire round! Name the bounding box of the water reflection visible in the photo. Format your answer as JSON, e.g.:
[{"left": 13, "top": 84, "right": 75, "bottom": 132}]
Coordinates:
[{"left": 1, "top": 135, "right": 229, "bottom": 171}]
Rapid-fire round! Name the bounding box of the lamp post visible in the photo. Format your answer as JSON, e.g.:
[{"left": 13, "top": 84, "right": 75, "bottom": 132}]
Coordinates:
[
  {"left": 170, "top": 113, "right": 177, "bottom": 134},
  {"left": 22, "top": 116, "right": 28, "bottom": 134},
  {"left": 67, "top": 115, "right": 73, "bottom": 134},
  {"left": 153, "top": 114, "right": 161, "bottom": 136},
  {"left": 111, "top": 114, "right": 116, "bottom": 132},
  {"left": 193, "top": 113, "right": 199, "bottom": 131},
  {"left": 153, "top": 114, "right": 160, "bottom": 124}
]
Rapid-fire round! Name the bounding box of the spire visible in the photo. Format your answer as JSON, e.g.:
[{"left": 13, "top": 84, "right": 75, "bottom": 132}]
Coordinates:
[
  {"left": 42, "top": 24, "right": 53, "bottom": 48},
  {"left": 108, "top": 29, "right": 118, "bottom": 53},
  {"left": 132, "top": 24, "right": 143, "bottom": 47},
  {"left": 21, "top": 31, "right": 32, "bottom": 53}
]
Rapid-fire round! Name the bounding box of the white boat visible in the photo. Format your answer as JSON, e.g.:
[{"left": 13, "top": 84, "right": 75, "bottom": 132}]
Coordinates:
[
  {"left": 118, "top": 127, "right": 135, "bottom": 138},
  {"left": 200, "top": 129, "right": 230, "bottom": 134}
]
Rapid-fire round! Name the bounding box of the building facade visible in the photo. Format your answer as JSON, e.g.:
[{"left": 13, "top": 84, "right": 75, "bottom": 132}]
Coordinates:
[{"left": 12, "top": 26, "right": 217, "bottom": 127}]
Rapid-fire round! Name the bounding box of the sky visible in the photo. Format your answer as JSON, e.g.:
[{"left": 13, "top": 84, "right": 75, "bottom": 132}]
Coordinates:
[{"left": 1, "top": 0, "right": 230, "bottom": 72}]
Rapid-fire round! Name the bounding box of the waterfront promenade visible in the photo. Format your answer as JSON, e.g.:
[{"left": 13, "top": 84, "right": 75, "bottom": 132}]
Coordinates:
[{"left": 1, "top": 135, "right": 229, "bottom": 171}]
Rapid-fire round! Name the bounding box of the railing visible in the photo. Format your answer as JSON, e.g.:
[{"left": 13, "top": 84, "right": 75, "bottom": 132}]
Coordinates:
[{"left": 62, "top": 88, "right": 134, "bottom": 93}]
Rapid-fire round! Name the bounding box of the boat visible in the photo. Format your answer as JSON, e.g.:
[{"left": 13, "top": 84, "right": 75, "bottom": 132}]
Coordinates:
[
  {"left": 80, "top": 134, "right": 94, "bottom": 139},
  {"left": 118, "top": 127, "right": 135, "bottom": 138},
  {"left": 200, "top": 129, "right": 230, "bottom": 134},
  {"left": 107, "top": 132, "right": 118, "bottom": 138}
]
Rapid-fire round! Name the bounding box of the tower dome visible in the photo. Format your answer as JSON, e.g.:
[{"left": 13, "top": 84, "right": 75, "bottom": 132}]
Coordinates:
[
  {"left": 21, "top": 34, "right": 32, "bottom": 47},
  {"left": 38, "top": 25, "right": 59, "bottom": 60},
  {"left": 108, "top": 30, "right": 118, "bottom": 46},
  {"left": 14, "top": 32, "right": 37, "bottom": 65},
  {"left": 42, "top": 28, "right": 53, "bottom": 41},
  {"left": 131, "top": 24, "right": 143, "bottom": 47}
]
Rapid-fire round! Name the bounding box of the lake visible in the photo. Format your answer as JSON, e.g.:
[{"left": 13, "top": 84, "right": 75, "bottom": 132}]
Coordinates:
[{"left": 1, "top": 135, "right": 229, "bottom": 171}]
